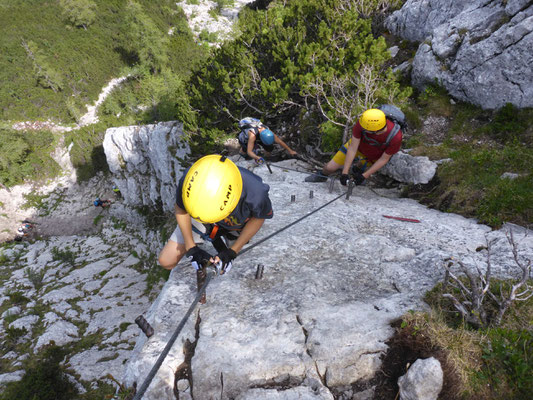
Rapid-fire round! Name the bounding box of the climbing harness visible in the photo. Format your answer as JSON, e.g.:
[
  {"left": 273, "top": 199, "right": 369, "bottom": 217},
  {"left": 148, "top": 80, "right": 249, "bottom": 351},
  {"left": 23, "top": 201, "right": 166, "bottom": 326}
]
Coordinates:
[{"left": 192, "top": 224, "right": 219, "bottom": 242}]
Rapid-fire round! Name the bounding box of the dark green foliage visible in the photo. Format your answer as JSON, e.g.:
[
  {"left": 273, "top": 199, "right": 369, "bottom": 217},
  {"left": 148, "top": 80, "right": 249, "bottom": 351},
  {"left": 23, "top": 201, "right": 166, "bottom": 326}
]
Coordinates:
[
  {"left": 7, "top": 290, "right": 30, "bottom": 306},
  {"left": 188, "top": 0, "right": 411, "bottom": 151},
  {"left": 485, "top": 103, "right": 530, "bottom": 143},
  {"left": 405, "top": 95, "right": 533, "bottom": 228},
  {"left": 99, "top": 71, "right": 196, "bottom": 127},
  {"left": 21, "top": 40, "right": 65, "bottom": 93},
  {"left": 122, "top": 1, "right": 169, "bottom": 74},
  {"left": 428, "top": 142, "right": 533, "bottom": 226},
  {"left": 0, "top": 127, "right": 59, "bottom": 187},
  {"left": 3, "top": 326, "right": 28, "bottom": 353},
  {"left": 0, "top": 344, "right": 78, "bottom": 400},
  {"left": 478, "top": 329, "right": 533, "bottom": 399}
]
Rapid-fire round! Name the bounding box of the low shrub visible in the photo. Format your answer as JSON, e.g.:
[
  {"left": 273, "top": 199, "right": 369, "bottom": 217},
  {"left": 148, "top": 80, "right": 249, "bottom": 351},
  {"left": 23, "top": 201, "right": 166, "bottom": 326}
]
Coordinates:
[{"left": 0, "top": 344, "right": 78, "bottom": 400}]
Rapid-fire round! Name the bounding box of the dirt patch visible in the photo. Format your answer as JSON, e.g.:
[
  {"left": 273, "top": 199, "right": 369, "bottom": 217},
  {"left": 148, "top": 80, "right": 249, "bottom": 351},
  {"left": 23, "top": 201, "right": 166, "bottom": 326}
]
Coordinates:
[{"left": 373, "top": 320, "right": 462, "bottom": 400}]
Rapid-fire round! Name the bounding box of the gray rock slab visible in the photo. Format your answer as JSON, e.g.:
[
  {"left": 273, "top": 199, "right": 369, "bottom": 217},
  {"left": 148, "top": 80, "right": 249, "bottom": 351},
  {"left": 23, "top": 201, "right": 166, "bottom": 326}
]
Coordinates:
[
  {"left": 35, "top": 319, "right": 79, "bottom": 350},
  {"left": 61, "top": 259, "right": 112, "bottom": 284},
  {"left": 123, "top": 159, "right": 533, "bottom": 399},
  {"left": 42, "top": 285, "right": 84, "bottom": 303},
  {"left": 0, "top": 370, "right": 24, "bottom": 385},
  {"left": 9, "top": 315, "right": 39, "bottom": 333},
  {"left": 236, "top": 386, "right": 335, "bottom": 400},
  {"left": 68, "top": 348, "right": 130, "bottom": 382},
  {"left": 381, "top": 152, "right": 437, "bottom": 184},
  {"left": 103, "top": 121, "right": 189, "bottom": 212}
]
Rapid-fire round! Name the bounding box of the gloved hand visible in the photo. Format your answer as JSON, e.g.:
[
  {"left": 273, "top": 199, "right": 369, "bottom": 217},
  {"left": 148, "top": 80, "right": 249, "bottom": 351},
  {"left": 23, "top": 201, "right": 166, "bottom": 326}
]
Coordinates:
[
  {"left": 352, "top": 170, "right": 366, "bottom": 186},
  {"left": 186, "top": 246, "right": 213, "bottom": 270},
  {"left": 340, "top": 174, "right": 349, "bottom": 186},
  {"left": 213, "top": 248, "right": 237, "bottom": 275},
  {"left": 255, "top": 157, "right": 265, "bottom": 165}
]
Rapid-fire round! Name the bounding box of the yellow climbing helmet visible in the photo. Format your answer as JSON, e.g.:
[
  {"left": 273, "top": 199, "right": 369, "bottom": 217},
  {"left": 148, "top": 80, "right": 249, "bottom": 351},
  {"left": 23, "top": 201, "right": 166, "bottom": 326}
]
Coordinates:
[
  {"left": 359, "top": 109, "right": 386, "bottom": 132},
  {"left": 182, "top": 155, "right": 243, "bottom": 223}
]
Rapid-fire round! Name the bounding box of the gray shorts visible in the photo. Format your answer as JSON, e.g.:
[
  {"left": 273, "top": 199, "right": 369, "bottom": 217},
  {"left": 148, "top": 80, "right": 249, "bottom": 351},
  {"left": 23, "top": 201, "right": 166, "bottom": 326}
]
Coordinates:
[
  {"left": 169, "top": 218, "right": 206, "bottom": 244},
  {"left": 169, "top": 219, "right": 241, "bottom": 248}
]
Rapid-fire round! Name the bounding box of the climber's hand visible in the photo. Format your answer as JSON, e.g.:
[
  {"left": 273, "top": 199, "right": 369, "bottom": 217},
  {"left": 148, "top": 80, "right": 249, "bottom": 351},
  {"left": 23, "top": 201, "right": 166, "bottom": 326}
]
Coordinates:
[
  {"left": 352, "top": 170, "right": 366, "bottom": 186},
  {"left": 186, "top": 246, "right": 212, "bottom": 270},
  {"left": 211, "top": 248, "right": 237, "bottom": 275},
  {"left": 340, "top": 174, "right": 349, "bottom": 186}
]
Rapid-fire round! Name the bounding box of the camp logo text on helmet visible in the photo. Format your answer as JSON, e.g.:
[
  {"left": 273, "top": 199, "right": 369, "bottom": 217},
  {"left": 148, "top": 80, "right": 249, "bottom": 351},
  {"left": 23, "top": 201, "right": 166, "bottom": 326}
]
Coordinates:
[
  {"left": 359, "top": 109, "right": 386, "bottom": 132},
  {"left": 182, "top": 155, "right": 243, "bottom": 224}
]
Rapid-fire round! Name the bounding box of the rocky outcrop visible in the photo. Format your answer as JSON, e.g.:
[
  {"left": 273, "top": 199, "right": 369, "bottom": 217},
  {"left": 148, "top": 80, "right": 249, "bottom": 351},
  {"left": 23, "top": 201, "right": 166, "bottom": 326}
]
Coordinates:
[
  {"left": 122, "top": 158, "right": 533, "bottom": 399},
  {"left": 386, "top": 0, "right": 533, "bottom": 109},
  {"left": 103, "top": 121, "right": 190, "bottom": 213}
]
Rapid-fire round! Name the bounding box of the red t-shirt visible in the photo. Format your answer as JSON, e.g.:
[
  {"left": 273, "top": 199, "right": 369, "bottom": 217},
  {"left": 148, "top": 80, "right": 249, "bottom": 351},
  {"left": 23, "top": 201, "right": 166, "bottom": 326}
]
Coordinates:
[{"left": 352, "top": 120, "right": 402, "bottom": 162}]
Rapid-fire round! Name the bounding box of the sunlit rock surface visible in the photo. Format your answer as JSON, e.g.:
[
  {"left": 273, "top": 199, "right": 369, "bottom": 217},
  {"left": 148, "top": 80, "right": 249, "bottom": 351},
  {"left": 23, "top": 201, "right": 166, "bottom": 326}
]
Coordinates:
[{"left": 122, "top": 158, "right": 533, "bottom": 399}]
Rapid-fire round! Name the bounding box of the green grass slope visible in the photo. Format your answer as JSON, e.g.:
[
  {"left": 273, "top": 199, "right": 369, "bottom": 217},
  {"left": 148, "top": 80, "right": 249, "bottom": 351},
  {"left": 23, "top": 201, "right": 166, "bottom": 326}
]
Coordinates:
[{"left": 0, "top": 0, "right": 201, "bottom": 123}]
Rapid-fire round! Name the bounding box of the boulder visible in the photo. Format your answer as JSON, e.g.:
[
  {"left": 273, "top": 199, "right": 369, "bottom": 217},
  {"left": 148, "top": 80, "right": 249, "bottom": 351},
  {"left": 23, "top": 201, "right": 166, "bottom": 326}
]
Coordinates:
[
  {"left": 398, "top": 357, "right": 443, "bottom": 400},
  {"left": 380, "top": 151, "right": 437, "bottom": 184}
]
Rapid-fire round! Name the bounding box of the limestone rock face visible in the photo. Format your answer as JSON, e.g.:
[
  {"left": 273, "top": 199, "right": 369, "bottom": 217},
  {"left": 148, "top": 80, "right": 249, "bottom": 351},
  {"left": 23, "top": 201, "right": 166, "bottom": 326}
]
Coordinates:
[
  {"left": 386, "top": 0, "right": 533, "bottom": 109},
  {"left": 122, "top": 159, "right": 533, "bottom": 399},
  {"left": 103, "top": 121, "right": 190, "bottom": 212}
]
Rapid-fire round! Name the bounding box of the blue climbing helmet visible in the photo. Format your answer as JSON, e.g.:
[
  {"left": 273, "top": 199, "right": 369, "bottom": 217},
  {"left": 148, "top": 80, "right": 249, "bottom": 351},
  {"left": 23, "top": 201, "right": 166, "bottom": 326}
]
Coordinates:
[
  {"left": 94, "top": 198, "right": 100, "bottom": 206},
  {"left": 259, "top": 128, "right": 274, "bottom": 145}
]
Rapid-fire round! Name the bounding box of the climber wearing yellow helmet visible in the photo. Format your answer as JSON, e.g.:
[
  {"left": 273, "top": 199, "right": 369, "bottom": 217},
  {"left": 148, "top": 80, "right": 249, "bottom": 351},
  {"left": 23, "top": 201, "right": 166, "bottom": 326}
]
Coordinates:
[
  {"left": 305, "top": 108, "right": 403, "bottom": 185},
  {"left": 158, "top": 155, "right": 273, "bottom": 279}
]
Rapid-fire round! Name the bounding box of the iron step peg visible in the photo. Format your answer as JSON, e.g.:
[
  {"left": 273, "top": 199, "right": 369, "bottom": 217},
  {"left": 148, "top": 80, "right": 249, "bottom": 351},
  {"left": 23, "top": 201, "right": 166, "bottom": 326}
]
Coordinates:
[
  {"left": 255, "top": 264, "right": 264, "bottom": 280},
  {"left": 328, "top": 176, "right": 335, "bottom": 193}
]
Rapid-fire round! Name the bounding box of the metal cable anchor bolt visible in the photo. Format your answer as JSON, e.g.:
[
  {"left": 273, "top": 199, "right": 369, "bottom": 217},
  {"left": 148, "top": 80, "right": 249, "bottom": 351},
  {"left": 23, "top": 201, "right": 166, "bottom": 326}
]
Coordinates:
[{"left": 135, "top": 315, "right": 154, "bottom": 338}]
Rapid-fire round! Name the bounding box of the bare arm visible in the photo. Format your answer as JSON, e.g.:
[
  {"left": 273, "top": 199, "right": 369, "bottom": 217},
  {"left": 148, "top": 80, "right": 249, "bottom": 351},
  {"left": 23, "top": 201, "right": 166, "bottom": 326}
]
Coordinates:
[
  {"left": 362, "top": 152, "right": 392, "bottom": 179},
  {"left": 212, "top": 217, "right": 265, "bottom": 265},
  {"left": 341, "top": 138, "right": 361, "bottom": 175},
  {"left": 246, "top": 132, "right": 261, "bottom": 162},
  {"left": 274, "top": 134, "right": 297, "bottom": 156},
  {"left": 175, "top": 205, "right": 196, "bottom": 251}
]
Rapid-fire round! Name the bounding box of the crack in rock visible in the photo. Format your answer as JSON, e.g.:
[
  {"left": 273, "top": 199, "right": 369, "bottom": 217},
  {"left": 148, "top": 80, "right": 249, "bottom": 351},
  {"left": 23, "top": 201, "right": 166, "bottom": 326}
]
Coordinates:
[
  {"left": 174, "top": 311, "right": 202, "bottom": 400},
  {"left": 296, "top": 314, "right": 332, "bottom": 392}
]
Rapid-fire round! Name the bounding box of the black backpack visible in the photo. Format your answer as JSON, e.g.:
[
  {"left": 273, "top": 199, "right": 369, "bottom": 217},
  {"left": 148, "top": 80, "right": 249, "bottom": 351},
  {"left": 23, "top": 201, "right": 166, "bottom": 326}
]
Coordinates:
[{"left": 361, "top": 104, "right": 406, "bottom": 148}]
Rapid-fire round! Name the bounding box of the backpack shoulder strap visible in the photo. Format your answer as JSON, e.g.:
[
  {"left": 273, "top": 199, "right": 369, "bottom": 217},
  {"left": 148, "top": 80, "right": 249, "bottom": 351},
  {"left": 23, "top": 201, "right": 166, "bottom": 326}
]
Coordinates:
[
  {"left": 361, "top": 122, "right": 401, "bottom": 148},
  {"left": 384, "top": 123, "right": 401, "bottom": 147}
]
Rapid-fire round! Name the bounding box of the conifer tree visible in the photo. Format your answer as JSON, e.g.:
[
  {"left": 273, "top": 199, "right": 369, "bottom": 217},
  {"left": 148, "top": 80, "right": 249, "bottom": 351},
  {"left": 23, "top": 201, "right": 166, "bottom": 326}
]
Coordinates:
[{"left": 59, "top": 0, "right": 97, "bottom": 29}]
